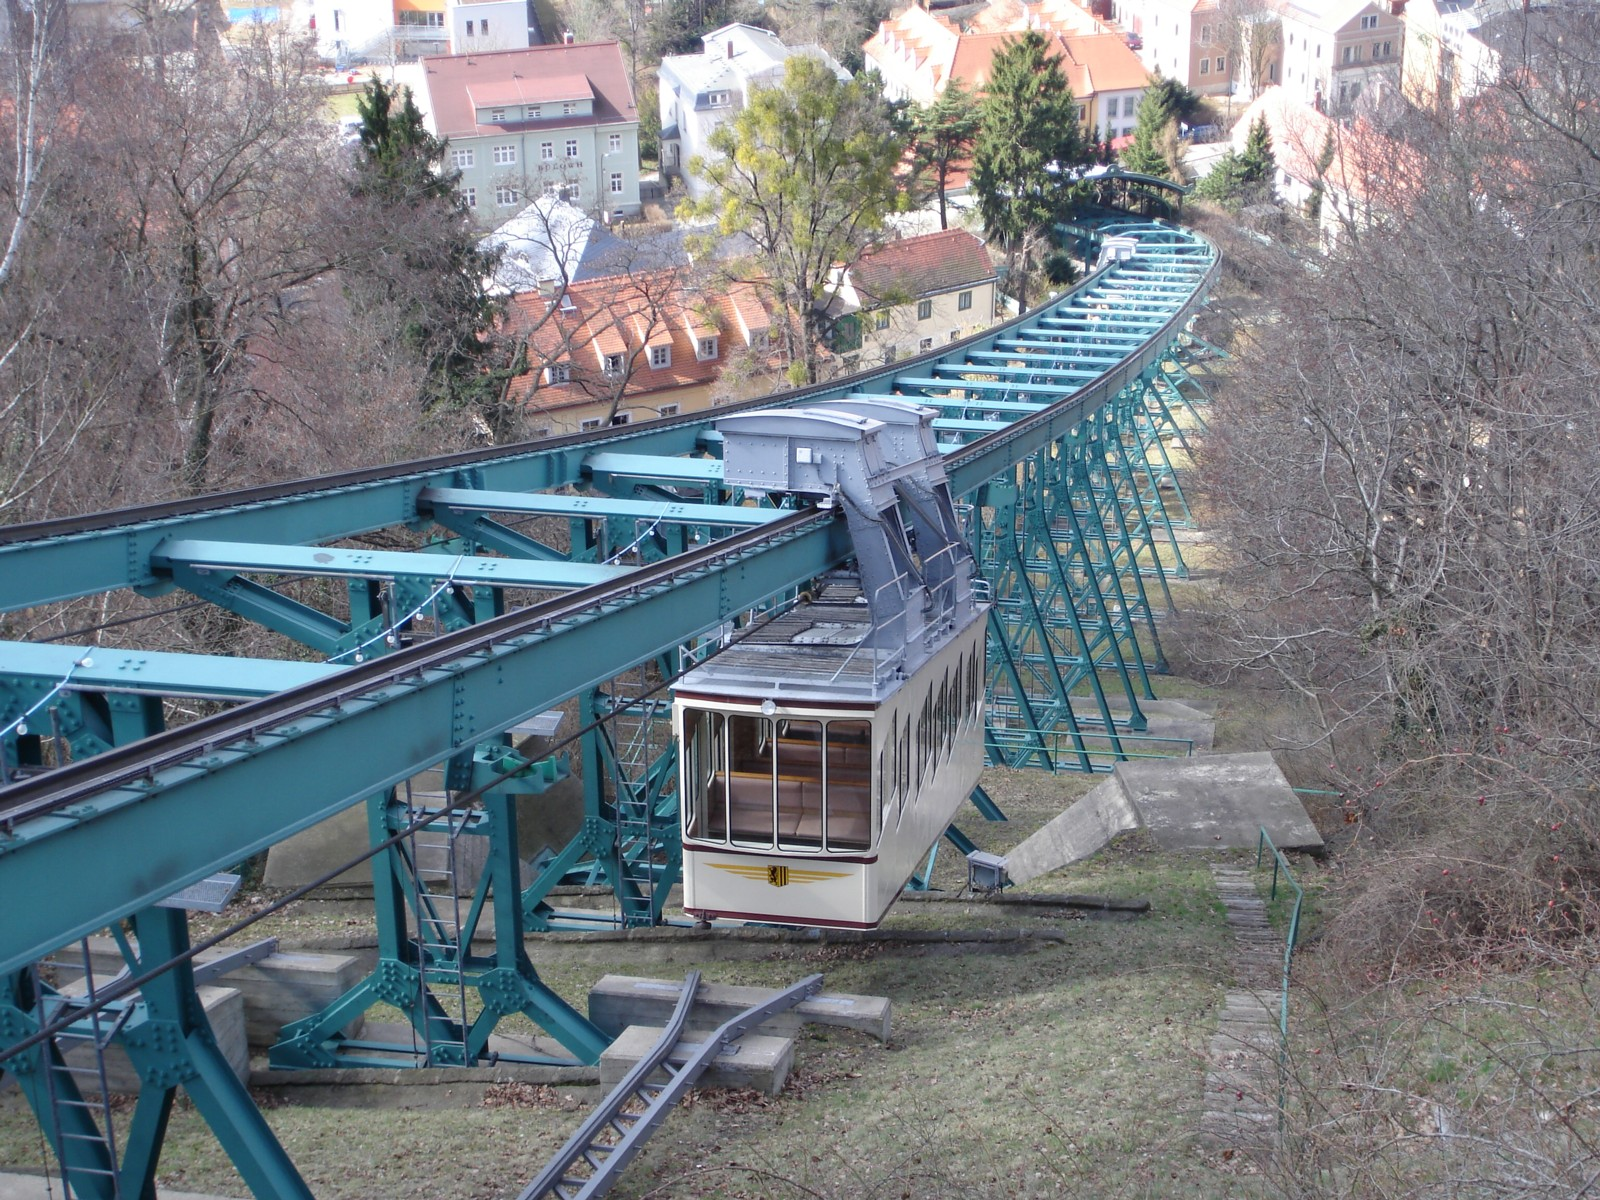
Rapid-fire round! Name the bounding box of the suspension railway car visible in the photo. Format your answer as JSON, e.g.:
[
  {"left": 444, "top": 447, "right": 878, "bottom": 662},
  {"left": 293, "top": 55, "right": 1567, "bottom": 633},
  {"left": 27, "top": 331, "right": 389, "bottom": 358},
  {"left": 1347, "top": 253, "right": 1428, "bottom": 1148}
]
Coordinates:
[{"left": 674, "top": 579, "right": 987, "bottom": 928}]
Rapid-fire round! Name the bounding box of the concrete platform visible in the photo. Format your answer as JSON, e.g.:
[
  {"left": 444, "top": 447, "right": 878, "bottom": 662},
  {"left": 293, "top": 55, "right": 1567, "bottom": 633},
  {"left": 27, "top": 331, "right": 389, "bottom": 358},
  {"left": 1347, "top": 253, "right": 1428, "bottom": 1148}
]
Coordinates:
[
  {"left": 998, "top": 751, "right": 1322, "bottom": 883},
  {"left": 600, "top": 1024, "right": 794, "bottom": 1095},
  {"left": 1074, "top": 698, "right": 1217, "bottom": 755},
  {"left": 1005, "top": 777, "right": 1141, "bottom": 886},
  {"left": 589, "top": 975, "right": 891, "bottom": 1042},
  {"left": 1120, "top": 751, "right": 1323, "bottom": 852}
]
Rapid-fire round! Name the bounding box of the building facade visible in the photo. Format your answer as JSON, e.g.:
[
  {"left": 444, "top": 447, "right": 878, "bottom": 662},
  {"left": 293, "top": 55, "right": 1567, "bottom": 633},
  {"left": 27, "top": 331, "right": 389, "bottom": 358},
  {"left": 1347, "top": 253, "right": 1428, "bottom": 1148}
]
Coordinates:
[
  {"left": 863, "top": 7, "right": 1148, "bottom": 142},
  {"left": 421, "top": 41, "right": 642, "bottom": 223},
  {"left": 827, "top": 230, "right": 999, "bottom": 368},
  {"left": 502, "top": 270, "right": 776, "bottom": 434},
  {"left": 658, "top": 23, "right": 851, "bottom": 199},
  {"left": 1278, "top": 0, "right": 1403, "bottom": 113},
  {"left": 1112, "top": 0, "right": 1232, "bottom": 97},
  {"left": 446, "top": 0, "right": 535, "bottom": 54}
]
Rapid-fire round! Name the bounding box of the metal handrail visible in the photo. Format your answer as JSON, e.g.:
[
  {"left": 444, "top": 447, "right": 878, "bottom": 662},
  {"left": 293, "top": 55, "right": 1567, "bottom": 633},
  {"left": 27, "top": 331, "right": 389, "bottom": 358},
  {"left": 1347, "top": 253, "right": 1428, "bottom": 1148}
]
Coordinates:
[{"left": 1256, "top": 825, "right": 1305, "bottom": 1132}]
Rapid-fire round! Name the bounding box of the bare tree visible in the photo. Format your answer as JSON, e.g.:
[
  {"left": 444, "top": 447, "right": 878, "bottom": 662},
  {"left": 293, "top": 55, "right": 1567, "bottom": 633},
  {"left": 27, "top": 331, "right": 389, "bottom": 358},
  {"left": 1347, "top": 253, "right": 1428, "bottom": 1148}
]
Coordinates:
[
  {"left": 1216, "top": 0, "right": 1280, "bottom": 104},
  {"left": 1193, "top": 6, "right": 1600, "bottom": 968}
]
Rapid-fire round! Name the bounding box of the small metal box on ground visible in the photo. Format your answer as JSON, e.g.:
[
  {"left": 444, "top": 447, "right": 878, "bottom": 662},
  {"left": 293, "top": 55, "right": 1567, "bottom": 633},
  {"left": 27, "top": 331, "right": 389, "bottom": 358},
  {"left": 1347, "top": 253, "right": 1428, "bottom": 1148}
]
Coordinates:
[{"left": 966, "top": 850, "right": 1011, "bottom": 893}]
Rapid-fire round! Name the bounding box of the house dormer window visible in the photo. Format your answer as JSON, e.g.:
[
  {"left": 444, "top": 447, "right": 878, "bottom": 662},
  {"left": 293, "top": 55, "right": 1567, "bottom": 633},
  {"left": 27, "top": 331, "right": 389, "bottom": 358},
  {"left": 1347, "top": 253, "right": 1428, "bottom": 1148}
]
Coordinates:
[
  {"left": 603, "top": 352, "right": 623, "bottom": 375},
  {"left": 546, "top": 363, "right": 571, "bottom": 384},
  {"left": 650, "top": 344, "right": 672, "bottom": 368},
  {"left": 697, "top": 335, "right": 718, "bottom": 361},
  {"left": 529, "top": 105, "right": 541, "bottom": 118},
  {"left": 489, "top": 107, "right": 505, "bottom": 122},
  {"left": 708, "top": 91, "right": 730, "bottom": 108}
]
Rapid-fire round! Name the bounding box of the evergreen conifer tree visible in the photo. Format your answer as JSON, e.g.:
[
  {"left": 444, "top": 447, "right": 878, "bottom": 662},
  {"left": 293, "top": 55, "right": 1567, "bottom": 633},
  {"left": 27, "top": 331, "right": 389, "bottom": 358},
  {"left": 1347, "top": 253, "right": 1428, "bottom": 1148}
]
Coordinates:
[{"left": 971, "top": 32, "right": 1087, "bottom": 309}]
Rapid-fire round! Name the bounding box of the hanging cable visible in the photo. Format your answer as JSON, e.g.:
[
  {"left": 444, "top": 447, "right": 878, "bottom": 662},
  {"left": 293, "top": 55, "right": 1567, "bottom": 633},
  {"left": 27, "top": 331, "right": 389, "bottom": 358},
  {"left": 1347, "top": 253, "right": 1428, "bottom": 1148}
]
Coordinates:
[
  {"left": 600, "top": 513, "right": 665, "bottom": 566},
  {"left": 1, "top": 657, "right": 91, "bottom": 741},
  {"left": 326, "top": 555, "right": 466, "bottom": 664},
  {"left": 39, "top": 601, "right": 209, "bottom": 644}
]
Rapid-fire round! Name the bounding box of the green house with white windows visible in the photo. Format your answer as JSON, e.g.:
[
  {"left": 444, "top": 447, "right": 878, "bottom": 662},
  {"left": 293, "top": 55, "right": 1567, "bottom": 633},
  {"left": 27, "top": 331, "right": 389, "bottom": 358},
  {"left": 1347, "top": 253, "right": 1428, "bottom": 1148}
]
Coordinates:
[{"left": 422, "top": 39, "right": 642, "bottom": 224}]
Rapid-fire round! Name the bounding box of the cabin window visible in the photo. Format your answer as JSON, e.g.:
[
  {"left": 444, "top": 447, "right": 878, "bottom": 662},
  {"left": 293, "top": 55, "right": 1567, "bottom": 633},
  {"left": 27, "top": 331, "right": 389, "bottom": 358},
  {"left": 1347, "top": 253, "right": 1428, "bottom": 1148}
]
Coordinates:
[
  {"left": 681, "top": 708, "right": 876, "bottom": 851},
  {"left": 772, "top": 719, "right": 823, "bottom": 849},
  {"left": 683, "top": 709, "right": 726, "bottom": 841},
  {"left": 899, "top": 712, "right": 911, "bottom": 800},
  {"left": 881, "top": 713, "right": 898, "bottom": 820},
  {"left": 879, "top": 723, "right": 892, "bottom": 825},
  {"left": 934, "top": 672, "right": 947, "bottom": 755},
  {"left": 824, "top": 721, "right": 871, "bottom": 849},
  {"left": 726, "top": 713, "right": 776, "bottom": 846}
]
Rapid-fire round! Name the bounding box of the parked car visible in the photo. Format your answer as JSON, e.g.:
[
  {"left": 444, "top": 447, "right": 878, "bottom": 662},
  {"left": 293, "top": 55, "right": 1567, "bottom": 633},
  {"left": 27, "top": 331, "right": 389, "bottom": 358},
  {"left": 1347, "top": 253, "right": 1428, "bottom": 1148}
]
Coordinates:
[{"left": 1124, "top": 32, "right": 1143, "bottom": 49}]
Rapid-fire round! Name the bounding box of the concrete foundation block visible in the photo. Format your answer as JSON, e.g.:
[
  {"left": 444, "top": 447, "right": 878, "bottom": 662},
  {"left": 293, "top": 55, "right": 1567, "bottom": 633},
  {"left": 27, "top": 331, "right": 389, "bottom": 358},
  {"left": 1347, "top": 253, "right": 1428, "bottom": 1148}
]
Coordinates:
[
  {"left": 60, "top": 986, "right": 248, "bottom": 1093},
  {"left": 588, "top": 975, "right": 891, "bottom": 1042},
  {"left": 220, "top": 950, "right": 368, "bottom": 1046},
  {"left": 58, "top": 939, "right": 366, "bottom": 1047},
  {"left": 600, "top": 1024, "right": 795, "bottom": 1096}
]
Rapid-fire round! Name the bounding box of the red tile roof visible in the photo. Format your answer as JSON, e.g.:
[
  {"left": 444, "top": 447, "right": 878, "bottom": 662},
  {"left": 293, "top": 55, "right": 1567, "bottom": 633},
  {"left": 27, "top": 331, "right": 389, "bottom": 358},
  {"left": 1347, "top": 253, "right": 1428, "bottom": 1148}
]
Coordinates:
[
  {"left": 846, "top": 230, "right": 996, "bottom": 305},
  {"left": 1057, "top": 33, "right": 1150, "bottom": 95},
  {"left": 422, "top": 41, "right": 636, "bottom": 140},
  {"left": 502, "top": 270, "right": 774, "bottom": 412}
]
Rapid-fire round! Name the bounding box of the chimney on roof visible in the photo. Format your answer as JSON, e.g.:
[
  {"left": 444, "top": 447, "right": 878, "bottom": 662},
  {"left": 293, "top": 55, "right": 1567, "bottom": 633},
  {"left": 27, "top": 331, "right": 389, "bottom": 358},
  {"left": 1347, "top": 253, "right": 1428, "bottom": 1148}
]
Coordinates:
[{"left": 726, "top": 39, "right": 735, "bottom": 59}]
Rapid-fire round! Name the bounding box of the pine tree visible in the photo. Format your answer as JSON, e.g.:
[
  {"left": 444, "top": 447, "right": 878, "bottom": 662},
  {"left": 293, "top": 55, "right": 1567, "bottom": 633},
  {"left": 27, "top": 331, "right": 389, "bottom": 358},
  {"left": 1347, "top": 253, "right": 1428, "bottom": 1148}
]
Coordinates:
[
  {"left": 1239, "top": 114, "right": 1274, "bottom": 185},
  {"left": 355, "top": 78, "right": 454, "bottom": 202},
  {"left": 1195, "top": 115, "right": 1277, "bottom": 211},
  {"left": 350, "top": 78, "right": 509, "bottom": 424},
  {"left": 1120, "top": 82, "right": 1179, "bottom": 179},
  {"left": 910, "top": 80, "right": 979, "bottom": 230},
  {"left": 971, "top": 32, "right": 1087, "bottom": 310}
]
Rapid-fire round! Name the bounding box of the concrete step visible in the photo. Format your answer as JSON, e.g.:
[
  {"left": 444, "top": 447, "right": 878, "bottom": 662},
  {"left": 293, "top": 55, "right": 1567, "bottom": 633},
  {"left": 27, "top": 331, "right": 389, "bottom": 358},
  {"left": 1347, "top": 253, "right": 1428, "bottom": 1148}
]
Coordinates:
[
  {"left": 56, "top": 986, "right": 247, "bottom": 1092},
  {"left": 57, "top": 938, "right": 367, "bottom": 1048}
]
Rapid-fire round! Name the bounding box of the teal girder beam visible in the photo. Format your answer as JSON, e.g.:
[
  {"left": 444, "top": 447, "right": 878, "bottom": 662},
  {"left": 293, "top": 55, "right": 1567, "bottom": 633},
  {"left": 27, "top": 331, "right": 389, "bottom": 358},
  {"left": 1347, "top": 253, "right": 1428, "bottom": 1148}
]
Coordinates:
[
  {"left": 583, "top": 453, "right": 725, "bottom": 493},
  {"left": 270, "top": 776, "right": 609, "bottom": 1068},
  {"left": 947, "top": 359, "right": 1112, "bottom": 383},
  {"left": 165, "top": 570, "right": 354, "bottom": 656},
  {"left": 0, "top": 225, "right": 1213, "bottom": 620},
  {"left": 0, "top": 642, "right": 340, "bottom": 698},
  {"left": 0, "top": 434, "right": 718, "bottom": 612},
  {"left": 420, "top": 487, "right": 781, "bottom": 528},
  {"left": 153, "top": 539, "right": 632, "bottom": 590},
  {"left": 0, "top": 514, "right": 850, "bottom": 977}
]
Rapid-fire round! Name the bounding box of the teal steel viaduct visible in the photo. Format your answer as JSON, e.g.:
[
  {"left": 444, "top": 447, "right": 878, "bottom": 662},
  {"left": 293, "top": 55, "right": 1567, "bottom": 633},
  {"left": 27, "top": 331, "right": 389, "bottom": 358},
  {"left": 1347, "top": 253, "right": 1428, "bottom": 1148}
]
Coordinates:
[{"left": 0, "top": 217, "right": 1219, "bottom": 1197}]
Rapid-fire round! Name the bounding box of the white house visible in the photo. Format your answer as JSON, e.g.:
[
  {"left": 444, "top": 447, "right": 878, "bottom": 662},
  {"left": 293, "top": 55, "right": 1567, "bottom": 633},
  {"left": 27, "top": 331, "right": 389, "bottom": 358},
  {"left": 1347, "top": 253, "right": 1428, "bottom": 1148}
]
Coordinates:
[
  {"left": 826, "top": 229, "right": 999, "bottom": 367},
  {"left": 657, "top": 23, "right": 850, "bottom": 200},
  {"left": 446, "top": 0, "right": 534, "bottom": 54},
  {"left": 1112, "top": 0, "right": 1233, "bottom": 97},
  {"left": 1278, "top": 0, "right": 1403, "bottom": 114}
]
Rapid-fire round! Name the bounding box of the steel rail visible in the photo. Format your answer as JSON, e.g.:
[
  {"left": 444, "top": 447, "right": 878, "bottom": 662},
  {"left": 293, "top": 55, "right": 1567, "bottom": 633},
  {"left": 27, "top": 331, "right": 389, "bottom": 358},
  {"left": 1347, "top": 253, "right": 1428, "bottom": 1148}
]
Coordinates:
[
  {"left": 520, "top": 972, "right": 825, "bottom": 1200},
  {"left": 0, "top": 230, "right": 1196, "bottom": 552},
  {"left": 0, "top": 507, "right": 832, "bottom": 828}
]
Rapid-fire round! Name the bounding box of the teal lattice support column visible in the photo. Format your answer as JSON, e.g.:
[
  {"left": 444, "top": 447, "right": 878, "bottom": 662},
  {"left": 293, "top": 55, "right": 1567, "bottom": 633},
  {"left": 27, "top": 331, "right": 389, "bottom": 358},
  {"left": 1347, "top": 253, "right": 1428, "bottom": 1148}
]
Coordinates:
[
  {"left": 271, "top": 752, "right": 608, "bottom": 1069},
  {"left": 127, "top": 908, "right": 314, "bottom": 1200}
]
